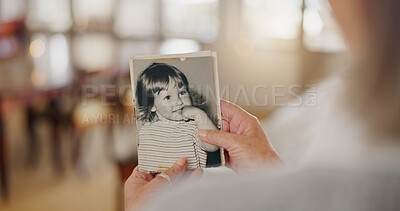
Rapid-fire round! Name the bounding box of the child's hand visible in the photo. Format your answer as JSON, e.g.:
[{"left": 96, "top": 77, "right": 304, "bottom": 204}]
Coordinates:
[
  {"left": 182, "top": 106, "right": 203, "bottom": 121},
  {"left": 182, "top": 106, "right": 219, "bottom": 152}
]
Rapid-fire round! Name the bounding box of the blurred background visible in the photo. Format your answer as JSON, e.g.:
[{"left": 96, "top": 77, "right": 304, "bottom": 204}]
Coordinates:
[{"left": 0, "top": 0, "right": 349, "bottom": 210}]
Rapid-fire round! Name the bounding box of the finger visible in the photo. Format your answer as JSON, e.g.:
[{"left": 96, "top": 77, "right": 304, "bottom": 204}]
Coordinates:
[
  {"left": 197, "top": 129, "right": 242, "bottom": 150},
  {"left": 130, "top": 165, "right": 154, "bottom": 181},
  {"left": 187, "top": 168, "right": 203, "bottom": 181},
  {"left": 220, "top": 100, "right": 260, "bottom": 135},
  {"left": 220, "top": 99, "right": 253, "bottom": 123},
  {"left": 153, "top": 157, "right": 188, "bottom": 185},
  {"left": 222, "top": 117, "right": 230, "bottom": 132}
]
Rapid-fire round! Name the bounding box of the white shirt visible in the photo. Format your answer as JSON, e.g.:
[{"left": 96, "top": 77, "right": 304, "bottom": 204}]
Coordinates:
[{"left": 138, "top": 119, "right": 207, "bottom": 172}]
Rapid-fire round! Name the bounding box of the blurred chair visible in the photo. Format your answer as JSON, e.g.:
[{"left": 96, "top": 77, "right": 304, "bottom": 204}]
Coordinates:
[
  {"left": 70, "top": 32, "right": 118, "bottom": 175},
  {"left": 25, "top": 90, "right": 73, "bottom": 172},
  {"left": 24, "top": 32, "right": 74, "bottom": 173}
]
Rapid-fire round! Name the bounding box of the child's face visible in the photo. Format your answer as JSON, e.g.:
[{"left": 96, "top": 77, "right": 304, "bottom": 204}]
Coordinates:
[{"left": 152, "top": 79, "right": 191, "bottom": 121}]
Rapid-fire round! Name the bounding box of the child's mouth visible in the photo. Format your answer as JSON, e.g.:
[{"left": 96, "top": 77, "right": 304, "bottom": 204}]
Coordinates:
[{"left": 173, "top": 107, "right": 184, "bottom": 113}]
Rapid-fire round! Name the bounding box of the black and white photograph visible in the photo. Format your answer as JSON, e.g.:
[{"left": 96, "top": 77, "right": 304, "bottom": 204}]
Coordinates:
[{"left": 129, "top": 51, "right": 223, "bottom": 173}]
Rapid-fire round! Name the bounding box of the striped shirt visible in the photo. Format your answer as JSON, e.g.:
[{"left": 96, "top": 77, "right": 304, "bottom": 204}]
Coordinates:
[{"left": 138, "top": 119, "right": 207, "bottom": 173}]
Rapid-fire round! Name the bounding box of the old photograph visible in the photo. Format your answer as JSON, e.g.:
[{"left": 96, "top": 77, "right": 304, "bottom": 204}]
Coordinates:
[{"left": 129, "top": 51, "right": 223, "bottom": 173}]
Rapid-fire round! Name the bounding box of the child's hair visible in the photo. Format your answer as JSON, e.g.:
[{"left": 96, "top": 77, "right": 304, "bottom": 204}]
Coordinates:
[{"left": 136, "top": 62, "right": 205, "bottom": 122}]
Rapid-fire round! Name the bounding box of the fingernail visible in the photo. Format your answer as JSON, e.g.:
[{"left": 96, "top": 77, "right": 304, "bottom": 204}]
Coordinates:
[
  {"left": 176, "top": 157, "right": 187, "bottom": 167},
  {"left": 197, "top": 130, "right": 207, "bottom": 139}
]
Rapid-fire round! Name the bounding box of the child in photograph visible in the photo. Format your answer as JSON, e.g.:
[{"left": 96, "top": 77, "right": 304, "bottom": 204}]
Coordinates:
[{"left": 135, "top": 62, "right": 219, "bottom": 173}]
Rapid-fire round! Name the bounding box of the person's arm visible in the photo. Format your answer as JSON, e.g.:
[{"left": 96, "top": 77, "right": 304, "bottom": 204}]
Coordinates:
[{"left": 182, "top": 106, "right": 219, "bottom": 152}]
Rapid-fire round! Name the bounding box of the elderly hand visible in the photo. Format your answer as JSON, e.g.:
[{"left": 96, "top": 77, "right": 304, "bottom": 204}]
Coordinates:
[
  {"left": 124, "top": 157, "right": 202, "bottom": 211},
  {"left": 198, "top": 100, "right": 283, "bottom": 175}
]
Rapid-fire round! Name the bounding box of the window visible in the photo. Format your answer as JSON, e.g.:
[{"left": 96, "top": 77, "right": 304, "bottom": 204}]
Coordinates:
[
  {"left": 30, "top": 33, "right": 73, "bottom": 87},
  {"left": 161, "top": 0, "right": 219, "bottom": 43},
  {"left": 303, "top": 0, "right": 346, "bottom": 52},
  {"left": 72, "top": 0, "right": 115, "bottom": 30},
  {"left": 26, "top": 0, "right": 72, "bottom": 32},
  {"left": 241, "top": 0, "right": 302, "bottom": 41},
  {"left": 113, "top": 0, "right": 159, "bottom": 39},
  {"left": 72, "top": 33, "right": 116, "bottom": 72},
  {"left": 0, "top": 0, "right": 26, "bottom": 22}
]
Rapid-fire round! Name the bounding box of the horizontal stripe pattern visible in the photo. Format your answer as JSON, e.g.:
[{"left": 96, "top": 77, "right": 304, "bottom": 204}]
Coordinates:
[{"left": 138, "top": 120, "right": 207, "bottom": 173}]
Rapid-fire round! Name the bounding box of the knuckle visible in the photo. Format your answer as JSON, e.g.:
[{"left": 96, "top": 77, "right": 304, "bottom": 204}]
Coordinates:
[
  {"left": 249, "top": 114, "right": 259, "bottom": 122},
  {"left": 209, "top": 131, "right": 224, "bottom": 142},
  {"left": 167, "top": 168, "right": 176, "bottom": 176},
  {"left": 166, "top": 167, "right": 178, "bottom": 176},
  {"left": 207, "top": 130, "right": 217, "bottom": 138},
  {"left": 245, "top": 114, "right": 259, "bottom": 125}
]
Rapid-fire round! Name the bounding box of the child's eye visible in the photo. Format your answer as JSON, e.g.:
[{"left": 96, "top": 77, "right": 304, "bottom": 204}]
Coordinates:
[
  {"left": 179, "top": 91, "right": 187, "bottom": 95},
  {"left": 164, "top": 95, "right": 171, "bottom": 100}
]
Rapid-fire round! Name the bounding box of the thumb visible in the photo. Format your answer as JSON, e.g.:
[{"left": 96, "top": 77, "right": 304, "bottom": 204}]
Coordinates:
[
  {"left": 197, "top": 129, "right": 241, "bottom": 150},
  {"left": 153, "top": 157, "right": 188, "bottom": 185}
]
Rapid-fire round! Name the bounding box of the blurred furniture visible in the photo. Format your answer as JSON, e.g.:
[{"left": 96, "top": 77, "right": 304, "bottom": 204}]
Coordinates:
[
  {"left": 24, "top": 90, "right": 69, "bottom": 171},
  {"left": 0, "top": 83, "right": 72, "bottom": 201},
  {"left": 0, "top": 18, "right": 26, "bottom": 200},
  {"left": 69, "top": 32, "right": 119, "bottom": 175},
  {"left": 70, "top": 71, "right": 116, "bottom": 175},
  {"left": 0, "top": 22, "right": 74, "bottom": 199}
]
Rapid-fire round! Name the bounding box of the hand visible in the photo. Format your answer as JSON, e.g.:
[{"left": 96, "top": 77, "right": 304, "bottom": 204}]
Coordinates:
[
  {"left": 197, "top": 100, "right": 284, "bottom": 175},
  {"left": 124, "top": 157, "right": 202, "bottom": 211},
  {"left": 182, "top": 106, "right": 203, "bottom": 121}
]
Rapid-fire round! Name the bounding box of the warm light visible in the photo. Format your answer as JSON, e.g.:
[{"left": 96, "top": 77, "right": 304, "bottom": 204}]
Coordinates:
[
  {"left": 0, "top": 0, "right": 25, "bottom": 22},
  {"left": 72, "top": 0, "right": 115, "bottom": 27},
  {"left": 165, "top": 0, "right": 218, "bottom": 4},
  {"left": 29, "top": 39, "right": 46, "bottom": 58},
  {"left": 73, "top": 33, "right": 116, "bottom": 72},
  {"left": 235, "top": 38, "right": 254, "bottom": 57},
  {"left": 124, "top": 88, "right": 134, "bottom": 107},
  {"left": 73, "top": 99, "right": 112, "bottom": 128},
  {"left": 159, "top": 39, "right": 200, "bottom": 54},
  {"left": 303, "top": 0, "right": 346, "bottom": 52},
  {"left": 113, "top": 0, "right": 158, "bottom": 39},
  {"left": 26, "top": 0, "right": 72, "bottom": 32},
  {"left": 303, "top": 8, "right": 324, "bottom": 36},
  {"left": 49, "top": 33, "right": 71, "bottom": 86},
  {"left": 242, "top": 0, "right": 302, "bottom": 40},
  {"left": 31, "top": 68, "right": 47, "bottom": 87},
  {"left": 162, "top": 0, "right": 219, "bottom": 43}
]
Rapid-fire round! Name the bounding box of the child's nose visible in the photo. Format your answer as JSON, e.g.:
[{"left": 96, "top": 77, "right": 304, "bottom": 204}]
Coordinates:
[{"left": 175, "top": 96, "right": 184, "bottom": 106}]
